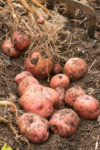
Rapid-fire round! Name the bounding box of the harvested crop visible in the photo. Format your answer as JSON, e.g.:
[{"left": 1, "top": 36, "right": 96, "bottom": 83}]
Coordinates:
[
  {"left": 65, "top": 86, "right": 85, "bottom": 107},
  {"left": 63, "top": 58, "right": 87, "bottom": 81},
  {"left": 74, "top": 94, "right": 100, "bottom": 119},
  {"left": 11, "top": 31, "right": 31, "bottom": 51},
  {"left": 49, "top": 109, "right": 80, "bottom": 137},
  {"left": 55, "top": 87, "right": 65, "bottom": 108},
  {"left": 49, "top": 74, "right": 70, "bottom": 89},
  {"left": 18, "top": 75, "right": 39, "bottom": 96},
  {"left": 17, "top": 113, "right": 49, "bottom": 143},
  {"left": 15, "top": 71, "right": 33, "bottom": 84},
  {"left": 19, "top": 84, "right": 59, "bottom": 118},
  {"left": 2, "top": 38, "right": 21, "bottom": 57},
  {"left": 25, "top": 51, "right": 54, "bottom": 79},
  {"left": 53, "top": 64, "right": 62, "bottom": 74}
]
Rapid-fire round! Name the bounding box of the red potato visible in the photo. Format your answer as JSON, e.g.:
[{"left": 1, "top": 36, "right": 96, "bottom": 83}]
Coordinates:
[
  {"left": 11, "top": 31, "right": 31, "bottom": 51},
  {"left": 65, "top": 86, "right": 85, "bottom": 107},
  {"left": 25, "top": 51, "right": 54, "bottom": 79},
  {"left": 55, "top": 87, "right": 66, "bottom": 108},
  {"left": 14, "top": 71, "right": 33, "bottom": 84},
  {"left": 74, "top": 94, "right": 100, "bottom": 119},
  {"left": 18, "top": 75, "right": 39, "bottom": 96},
  {"left": 49, "top": 74, "right": 70, "bottom": 89},
  {"left": 19, "top": 84, "right": 59, "bottom": 118},
  {"left": 49, "top": 109, "right": 80, "bottom": 137},
  {"left": 1, "top": 38, "right": 21, "bottom": 57},
  {"left": 53, "top": 64, "right": 62, "bottom": 74},
  {"left": 63, "top": 58, "right": 87, "bottom": 81},
  {"left": 37, "top": 18, "right": 45, "bottom": 24},
  {"left": 17, "top": 113, "right": 49, "bottom": 143}
]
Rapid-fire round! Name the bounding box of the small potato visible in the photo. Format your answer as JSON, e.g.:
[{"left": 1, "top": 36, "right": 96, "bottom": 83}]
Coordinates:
[
  {"left": 14, "top": 71, "right": 33, "bottom": 84},
  {"left": 25, "top": 51, "right": 54, "bottom": 79},
  {"left": 49, "top": 109, "right": 80, "bottom": 137},
  {"left": 17, "top": 113, "right": 49, "bottom": 143},
  {"left": 18, "top": 75, "right": 39, "bottom": 96},
  {"left": 19, "top": 84, "right": 59, "bottom": 118},
  {"left": 74, "top": 94, "right": 100, "bottom": 119},
  {"left": 2, "top": 38, "right": 21, "bottom": 57},
  {"left": 11, "top": 31, "right": 31, "bottom": 51},
  {"left": 49, "top": 74, "right": 70, "bottom": 89},
  {"left": 65, "top": 86, "right": 85, "bottom": 107},
  {"left": 55, "top": 87, "right": 65, "bottom": 108},
  {"left": 63, "top": 58, "right": 87, "bottom": 81},
  {"left": 53, "top": 64, "right": 62, "bottom": 74}
]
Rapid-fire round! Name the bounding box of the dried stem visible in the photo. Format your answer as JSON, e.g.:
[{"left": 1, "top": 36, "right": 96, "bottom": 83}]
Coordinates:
[{"left": 0, "top": 101, "right": 18, "bottom": 121}]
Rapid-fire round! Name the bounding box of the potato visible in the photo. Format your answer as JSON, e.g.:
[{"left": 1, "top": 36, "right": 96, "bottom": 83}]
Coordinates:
[
  {"left": 49, "top": 74, "right": 70, "bottom": 89},
  {"left": 65, "top": 86, "right": 85, "bottom": 107},
  {"left": 18, "top": 75, "right": 39, "bottom": 96},
  {"left": 49, "top": 109, "right": 80, "bottom": 137},
  {"left": 25, "top": 51, "right": 54, "bottom": 79},
  {"left": 19, "top": 84, "right": 59, "bottom": 118},
  {"left": 63, "top": 58, "right": 87, "bottom": 81},
  {"left": 14, "top": 71, "right": 33, "bottom": 84},
  {"left": 55, "top": 87, "right": 65, "bottom": 108},
  {"left": 1, "top": 38, "right": 21, "bottom": 57},
  {"left": 17, "top": 113, "right": 49, "bottom": 143},
  {"left": 11, "top": 31, "right": 31, "bottom": 51},
  {"left": 53, "top": 64, "right": 62, "bottom": 74},
  {"left": 74, "top": 94, "right": 100, "bottom": 119}
]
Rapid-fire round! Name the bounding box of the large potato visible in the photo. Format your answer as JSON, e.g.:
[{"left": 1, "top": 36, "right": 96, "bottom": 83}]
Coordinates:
[
  {"left": 25, "top": 51, "right": 54, "bottom": 79},
  {"left": 63, "top": 58, "right": 87, "bottom": 81},
  {"left": 49, "top": 74, "right": 70, "bottom": 89},
  {"left": 65, "top": 86, "right": 85, "bottom": 107},
  {"left": 17, "top": 113, "right": 49, "bottom": 143},
  {"left": 15, "top": 71, "right": 33, "bottom": 84},
  {"left": 49, "top": 109, "right": 80, "bottom": 137},
  {"left": 18, "top": 75, "right": 39, "bottom": 96},
  {"left": 19, "top": 84, "right": 59, "bottom": 118},
  {"left": 74, "top": 94, "right": 100, "bottom": 119}
]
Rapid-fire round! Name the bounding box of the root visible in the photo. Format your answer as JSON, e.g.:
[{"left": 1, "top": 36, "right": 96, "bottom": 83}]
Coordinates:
[
  {"left": 0, "top": 117, "right": 18, "bottom": 137},
  {"left": 0, "top": 101, "right": 18, "bottom": 121}
]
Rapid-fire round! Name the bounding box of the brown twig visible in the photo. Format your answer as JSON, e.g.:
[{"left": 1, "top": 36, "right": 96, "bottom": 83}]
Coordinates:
[
  {"left": 29, "top": 0, "right": 53, "bottom": 18},
  {"left": 6, "top": 0, "right": 18, "bottom": 23}
]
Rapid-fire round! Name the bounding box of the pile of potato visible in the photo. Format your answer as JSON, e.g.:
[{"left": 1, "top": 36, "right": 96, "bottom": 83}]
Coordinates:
[{"left": 2, "top": 32, "right": 100, "bottom": 144}]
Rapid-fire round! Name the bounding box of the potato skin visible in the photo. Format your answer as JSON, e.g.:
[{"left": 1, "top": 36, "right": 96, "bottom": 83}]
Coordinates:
[
  {"left": 74, "top": 94, "right": 100, "bottom": 119},
  {"left": 53, "top": 64, "right": 62, "bottom": 74},
  {"left": 55, "top": 87, "right": 65, "bottom": 108},
  {"left": 63, "top": 58, "right": 87, "bottom": 81},
  {"left": 49, "top": 109, "right": 80, "bottom": 137},
  {"left": 25, "top": 51, "right": 54, "bottom": 79},
  {"left": 17, "top": 113, "right": 49, "bottom": 143},
  {"left": 18, "top": 76, "right": 39, "bottom": 96},
  {"left": 49, "top": 74, "right": 70, "bottom": 89},
  {"left": 11, "top": 31, "right": 31, "bottom": 51},
  {"left": 14, "top": 71, "right": 33, "bottom": 84},
  {"left": 19, "top": 84, "right": 59, "bottom": 118},
  {"left": 2, "top": 38, "right": 21, "bottom": 57},
  {"left": 65, "top": 86, "right": 85, "bottom": 107}
]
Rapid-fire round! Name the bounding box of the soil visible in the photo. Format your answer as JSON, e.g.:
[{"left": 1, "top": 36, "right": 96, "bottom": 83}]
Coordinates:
[{"left": 0, "top": 0, "right": 100, "bottom": 150}]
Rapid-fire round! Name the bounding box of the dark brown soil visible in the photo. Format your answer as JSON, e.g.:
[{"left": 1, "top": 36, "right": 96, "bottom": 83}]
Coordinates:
[{"left": 0, "top": 0, "right": 100, "bottom": 150}]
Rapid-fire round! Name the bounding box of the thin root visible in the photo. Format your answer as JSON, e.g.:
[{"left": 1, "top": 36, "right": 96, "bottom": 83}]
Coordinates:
[{"left": 0, "top": 101, "right": 18, "bottom": 121}]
